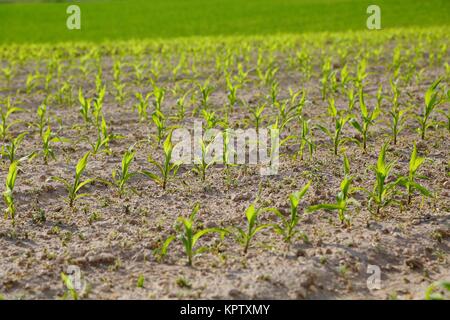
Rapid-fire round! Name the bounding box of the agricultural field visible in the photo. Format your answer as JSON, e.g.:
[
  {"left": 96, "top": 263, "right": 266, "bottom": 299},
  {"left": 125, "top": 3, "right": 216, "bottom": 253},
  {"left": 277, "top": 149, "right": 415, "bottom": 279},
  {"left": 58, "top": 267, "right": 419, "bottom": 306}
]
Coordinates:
[{"left": 0, "top": 1, "right": 449, "bottom": 302}]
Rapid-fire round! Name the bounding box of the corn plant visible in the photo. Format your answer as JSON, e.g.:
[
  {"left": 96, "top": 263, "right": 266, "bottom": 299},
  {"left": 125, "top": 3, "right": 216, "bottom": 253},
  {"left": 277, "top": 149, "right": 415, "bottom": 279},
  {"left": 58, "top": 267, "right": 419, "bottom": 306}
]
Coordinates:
[
  {"left": 270, "top": 81, "right": 279, "bottom": 105},
  {"left": 307, "top": 156, "right": 356, "bottom": 226},
  {"left": 91, "top": 86, "right": 106, "bottom": 127},
  {"left": 355, "top": 58, "right": 368, "bottom": 89},
  {"left": 112, "top": 147, "right": 137, "bottom": 195},
  {"left": 36, "top": 103, "right": 48, "bottom": 138},
  {"left": 438, "top": 89, "right": 450, "bottom": 132},
  {"left": 424, "top": 281, "right": 450, "bottom": 300},
  {"left": 174, "top": 91, "right": 189, "bottom": 121},
  {"left": 292, "top": 88, "right": 307, "bottom": 117},
  {"left": 418, "top": 79, "right": 442, "bottom": 139},
  {"left": 222, "top": 129, "right": 236, "bottom": 185},
  {"left": 201, "top": 109, "right": 223, "bottom": 129},
  {"left": 350, "top": 89, "right": 380, "bottom": 150},
  {"left": 3, "top": 161, "right": 19, "bottom": 224},
  {"left": 226, "top": 76, "right": 238, "bottom": 109},
  {"left": 152, "top": 85, "right": 165, "bottom": 113},
  {"left": 1, "top": 132, "right": 30, "bottom": 163},
  {"left": 192, "top": 137, "right": 217, "bottom": 182},
  {"left": 151, "top": 110, "right": 167, "bottom": 144},
  {"left": 113, "top": 60, "right": 122, "bottom": 83},
  {"left": 397, "top": 143, "right": 433, "bottom": 205},
  {"left": 141, "top": 131, "right": 180, "bottom": 189},
  {"left": 317, "top": 112, "right": 351, "bottom": 156},
  {"left": 160, "top": 203, "right": 227, "bottom": 266},
  {"left": 113, "top": 82, "right": 126, "bottom": 106},
  {"left": 89, "top": 130, "right": 110, "bottom": 155},
  {"left": 60, "top": 272, "right": 79, "bottom": 300},
  {"left": 271, "top": 182, "right": 311, "bottom": 249},
  {"left": 78, "top": 88, "right": 92, "bottom": 124},
  {"left": 53, "top": 152, "right": 95, "bottom": 207},
  {"left": 233, "top": 203, "right": 272, "bottom": 254},
  {"left": 320, "top": 58, "right": 332, "bottom": 100},
  {"left": 133, "top": 92, "right": 151, "bottom": 122},
  {"left": 275, "top": 100, "right": 295, "bottom": 128},
  {"left": 198, "top": 81, "right": 214, "bottom": 109},
  {"left": 297, "top": 118, "right": 315, "bottom": 160},
  {"left": 25, "top": 73, "right": 38, "bottom": 94},
  {"left": 346, "top": 87, "right": 356, "bottom": 112},
  {"left": 368, "top": 143, "right": 401, "bottom": 214},
  {"left": 389, "top": 106, "right": 408, "bottom": 145},
  {"left": 1, "top": 97, "right": 23, "bottom": 140},
  {"left": 2, "top": 66, "right": 13, "bottom": 87},
  {"left": 41, "top": 126, "right": 68, "bottom": 164},
  {"left": 250, "top": 103, "right": 266, "bottom": 133}
]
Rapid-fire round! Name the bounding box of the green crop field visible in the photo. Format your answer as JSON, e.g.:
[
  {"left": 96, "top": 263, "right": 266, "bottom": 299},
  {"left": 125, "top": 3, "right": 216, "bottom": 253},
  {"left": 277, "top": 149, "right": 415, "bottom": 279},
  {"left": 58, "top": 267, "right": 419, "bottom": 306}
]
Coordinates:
[
  {"left": 0, "top": 0, "right": 449, "bottom": 43},
  {"left": 0, "top": 0, "right": 449, "bottom": 304}
]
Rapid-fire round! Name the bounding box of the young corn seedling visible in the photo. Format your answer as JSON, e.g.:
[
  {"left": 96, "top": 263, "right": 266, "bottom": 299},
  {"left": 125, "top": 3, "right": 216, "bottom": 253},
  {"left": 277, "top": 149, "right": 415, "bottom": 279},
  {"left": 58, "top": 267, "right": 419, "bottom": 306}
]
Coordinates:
[
  {"left": 320, "top": 59, "right": 332, "bottom": 100},
  {"left": 3, "top": 161, "right": 19, "bottom": 225},
  {"left": 201, "top": 109, "right": 223, "bottom": 129},
  {"left": 346, "top": 87, "right": 356, "bottom": 112},
  {"left": 297, "top": 118, "right": 315, "bottom": 160},
  {"left": 234, "top": 203, "right": 272, "bottom": 254},
  {"left": 226, "top": 75, "right": 238, "bottom": 109},
  {"left": 355, "top": 58, "right": 368, "bottom": 90},
  {"left": 1, "top": 132, "right": 32, "bottom": 164},
  {"left": 292, "top": 88, "right": 307, "bottom": 117},
  {"left": 418, "top": 79, "right": 442, "bottom": 140},
  {"left": 133, "top": 92, "right": 151, "bottom": 122},
  {"left": 141, "top": 131, "right": 180, "bottom": 190},
  {"left": 250, "top": 103, "right": 266, "bottom": 133},
  {"left": 270, "top": 81, "right": 279, "bottom": 105},
  {"left": 222, "top": 129, "right": 236, "bottom": 186},
  {"left": 25, "top": 73, "right": 38, "bottom": 94},
  {"left": 350, "top": 89, "right": 380, "bottom": 151},
  {"left": 41, "top": 126, "right": 68, "bottom": 164},
  {"left": 151, "top": 110, "right": 167, "bottom": 144},
  {"left": 192, "top": 137, "right": 218, "bottom": 182},
  {"left": 275, "top": 100, "right": 296, "bottom": 128},
  {"left": 307, "top": 155, "right": 357, "bottom": 226},
  {"left": 438, "top": 89, "right": 450, "bottom": 132},
  {"left": 113, "top": 82, "right": 126, "bottom": 106},
  {"left": 388, "top": 79, "right": 407, "bottom": 145},
  {"left": 317, "top": 112, "right": 351, "bottom": 156},
  {"left": 89, "top": 130, "right": 110, "bottom": 155},
  {"left": 112, "top": 147, "right": 137, "bottom": 195},
  {"left": 198, "top": 81, "right": 214, "bottom": 110},
  {"left": 368, "top": 143, "right": 401, "bottom": 214},
  {"left": 60, "top": 272, "right": 79, "bottom": 300},
  {"left": 2, "top": 66, "right": 13, "bottom": 87},
  {"left": 389, "top": 106, "right": 408, "bottom": 145},
  {"left": 78, "top": 89, "right": 92, "bottom": 124},
  {"left": 1, "top": 97, "right": 23, "bottom": 140},
  {"left": 160, "top": 203, "right": 227, "bottom": 266},
  {"left": 271, "top": 182, "right": 311, "bottom": 250},
  {"left": 173, "top": 91, "right": 189, "bottom": 121},
  {"left": 398, "top": 143, "right": 433, "bottom": 205},
  {"left": 91, "top": 86, "right": 106, "bottom": 127},
  {"left": 36, "top": 103, "right": 48, "bottom": 138},
  {"left": 152, "top": 85, "right": 165, "bottom": 113},
  {"left": 53, "top": 152, "right": 95, "bottom": 207}
]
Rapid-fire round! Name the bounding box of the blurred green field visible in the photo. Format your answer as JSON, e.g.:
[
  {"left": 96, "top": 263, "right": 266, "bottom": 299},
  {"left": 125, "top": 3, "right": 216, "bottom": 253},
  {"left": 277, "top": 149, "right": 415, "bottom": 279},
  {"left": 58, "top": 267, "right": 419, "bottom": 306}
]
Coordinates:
[{"left": 0, "top": 0, "right": 449, "bottom": 44}]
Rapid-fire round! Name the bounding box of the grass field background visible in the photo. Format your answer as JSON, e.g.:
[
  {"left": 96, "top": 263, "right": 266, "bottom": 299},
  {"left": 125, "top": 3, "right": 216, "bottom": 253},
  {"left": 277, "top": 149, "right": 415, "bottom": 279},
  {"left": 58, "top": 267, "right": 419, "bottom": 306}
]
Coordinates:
[{"left": 0, "top": 0, "right": 449, "bottom": 44}]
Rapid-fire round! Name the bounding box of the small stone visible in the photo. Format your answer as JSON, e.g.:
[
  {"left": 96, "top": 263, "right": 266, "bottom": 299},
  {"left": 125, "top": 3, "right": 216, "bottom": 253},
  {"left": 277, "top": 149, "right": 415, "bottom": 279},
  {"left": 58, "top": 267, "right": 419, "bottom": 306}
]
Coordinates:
[{"left": 228, "top": 289, "right": 243, "bottom": 298}]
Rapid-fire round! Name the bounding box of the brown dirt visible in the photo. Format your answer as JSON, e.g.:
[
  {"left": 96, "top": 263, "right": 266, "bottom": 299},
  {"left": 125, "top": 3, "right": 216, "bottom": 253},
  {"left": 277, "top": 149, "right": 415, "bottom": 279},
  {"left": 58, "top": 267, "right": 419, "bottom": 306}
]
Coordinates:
[{"left": 0, "top": 32, "right": 449, "bottom": 300}]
